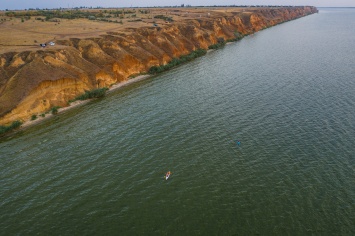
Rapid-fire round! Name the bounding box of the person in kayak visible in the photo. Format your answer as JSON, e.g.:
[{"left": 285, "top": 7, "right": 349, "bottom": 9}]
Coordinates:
[{"left": 165, "top": 171, "right": 171, "bottom": 179}]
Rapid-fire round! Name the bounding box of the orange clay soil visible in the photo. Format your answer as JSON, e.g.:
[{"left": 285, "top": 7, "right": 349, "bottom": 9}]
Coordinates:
[
  {"left": 0, "top": 6, "right": 318, "bottom": 126},
  {"left": 0, "top": 7, "right": 247, "bottom": 54}
]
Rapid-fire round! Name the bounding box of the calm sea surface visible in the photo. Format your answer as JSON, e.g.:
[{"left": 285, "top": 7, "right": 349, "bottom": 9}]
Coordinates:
[{"left": 1, "top": 8, "right": 354, "bottom": 235}]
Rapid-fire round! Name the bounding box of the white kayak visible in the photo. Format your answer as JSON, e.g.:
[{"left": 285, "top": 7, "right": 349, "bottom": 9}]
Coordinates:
[{"left": 165, "top": 171, "right": 171, "bottom": 180}]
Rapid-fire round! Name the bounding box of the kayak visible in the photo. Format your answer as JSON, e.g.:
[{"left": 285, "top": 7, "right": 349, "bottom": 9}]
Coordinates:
[{"left": 165, "top": 171, "right": 171, "bottom": 180}]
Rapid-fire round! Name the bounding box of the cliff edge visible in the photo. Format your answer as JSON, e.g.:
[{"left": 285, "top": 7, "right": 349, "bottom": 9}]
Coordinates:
[{"left": 0, "top": 6, "right": 318, "bottom": 125}]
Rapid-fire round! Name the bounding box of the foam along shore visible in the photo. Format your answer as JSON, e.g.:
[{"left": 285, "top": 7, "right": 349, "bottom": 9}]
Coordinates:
[{"left": 19, "top": 74, "right": 152, "bottom": 129}]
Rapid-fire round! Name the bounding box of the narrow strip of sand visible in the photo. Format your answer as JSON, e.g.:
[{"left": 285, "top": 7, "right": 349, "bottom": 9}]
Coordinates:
[
  {"left": 20, "top": 74, "right": 152, "bottom": 129},
  {"left": 107, "top": 74, "right": 151, "bottom": 94}
]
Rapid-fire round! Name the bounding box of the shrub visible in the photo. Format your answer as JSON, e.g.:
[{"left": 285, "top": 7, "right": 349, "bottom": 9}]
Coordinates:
[
  {"left": 208, "top": 42, "right": 225, "bottom": 49},
  {"left": 51, "top": 106, "right": 60, "bottom": 115},
  {"left": 9, "top": 121, "right": 22, "bottom": 129},
  {"left": 0, "top": 120, "right": 22, "bottom": 135},
  {"left": 149, "top": 48, "right": 206, "bottom": 75},
  {"left": 31, "top": 114, "right": 37, "bottom": 120},
  {"left": 208, "top": 38, "right": 226, "bottom": 50},
  {"left": 70, "top": 87, "right": 109, "bottom": 102},
  {"left": 225, "top": 31, "right": 245, "bottom": 43},
  {"left": 0, "top": 126, "right": 6, "bottom": 134},
  {"left": 128, "top": 19, "right": 142, "bottom": 22},
  {"left": 154, "top": 15, "right": 173, "bottom": 22}
]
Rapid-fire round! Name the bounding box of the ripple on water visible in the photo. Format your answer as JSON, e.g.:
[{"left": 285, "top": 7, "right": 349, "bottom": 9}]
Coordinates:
[{"left": 1, "top": 8, "right": 355, "bottom": 235}]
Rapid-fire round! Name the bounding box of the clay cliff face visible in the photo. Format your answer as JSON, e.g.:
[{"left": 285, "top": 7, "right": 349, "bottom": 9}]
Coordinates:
[{"left": 0, "top": 6, "right": 317, "bottom": 125}]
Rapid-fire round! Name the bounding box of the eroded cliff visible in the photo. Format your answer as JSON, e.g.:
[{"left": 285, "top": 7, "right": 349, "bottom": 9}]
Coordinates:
[{"left": 0, "top": 6, "right": 318, "bottom": 125}]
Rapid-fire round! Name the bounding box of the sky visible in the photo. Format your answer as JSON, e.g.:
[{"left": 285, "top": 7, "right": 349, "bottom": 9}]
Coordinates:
[{"left": 1, "top": 0, "right": 355, "bottom": 10}]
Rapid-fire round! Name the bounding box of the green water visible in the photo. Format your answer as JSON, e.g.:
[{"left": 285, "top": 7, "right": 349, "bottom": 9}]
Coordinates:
[{"left": 1, "top": 8, "right": 354, "bottom": 235}]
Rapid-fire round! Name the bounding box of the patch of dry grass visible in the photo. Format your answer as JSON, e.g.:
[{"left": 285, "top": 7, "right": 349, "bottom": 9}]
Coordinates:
[{"left": 0, "top": 7, "right": 246, "bottom": 54}]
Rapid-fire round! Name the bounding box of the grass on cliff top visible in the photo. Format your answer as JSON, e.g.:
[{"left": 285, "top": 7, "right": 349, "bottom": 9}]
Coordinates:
[
  {"left": 149, "top": 48, "right": 207, "bottom": 75},
  {"left": 1, "top": 7, "right": 247, "bottom": 54},
  {"left": 0, "top": 120, "right": 22, "bottom": 135},
  {"left": 69, "top": 87, "right": 109, "bottom": 103}
]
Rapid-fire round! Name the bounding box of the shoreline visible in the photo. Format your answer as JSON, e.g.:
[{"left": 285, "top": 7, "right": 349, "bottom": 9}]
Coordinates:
[
  {"left": 0, "top": 6, "right": 318, "bottom": 133},
  {"left": 6, "top": 40, "right": 261, "bottom": 132},
  {"left": 1, "top": 7, "right": 319, "bottom": 134},
  {"left": 17, "top": 48, "right": 216, "bottom": 131},
  {"left": 19, "top": 74, "right": 152, "bottom": 130},
  {"left": 1, "top": 48, "right": 220, "bottom": 134}
]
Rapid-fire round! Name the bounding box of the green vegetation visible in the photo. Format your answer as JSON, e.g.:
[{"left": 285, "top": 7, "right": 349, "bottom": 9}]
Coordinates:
[
  {"left": 69, "top": 87, "right": 109, "bottom": 102},
  {"left": 149, "top": 49, "right": 207, "bottom": 74},
  {"left": 31, "top": 114, "right": 37, "bottom": 120},
  {"left": 0, "top": 120, "right": 22, "bottom": 135},
  {"left": 208, "top": 43, "right": 225, "bottom": 49},
  {"left": 128, "top": 19, "right": 142, "bottom": 22},
  {"left": 227, "top": 34, "right": 247, "bottom": 42},
  {"left": 154, "top": 15, "right": 173, "bottom": 22},
  {"left": 139, "top": 10, "right": 150, "bottom": 14},
  {"left": 51, "top": 106, "right": 61, "bottom": 115},
  {"left": 208, "top": 37, "right": 227, "bottom": 50},
  {"left": 5, "top": 9, "right": 136, "bottom": 21},
  {"left": 209, "top": 41, "right": 226, "bottom": 49},
  {"left": 149, "top": 33, "right": 245, "bottom": 76},
  {"left": 95, "top": 18, "right": 123, "bottom": 23}
]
